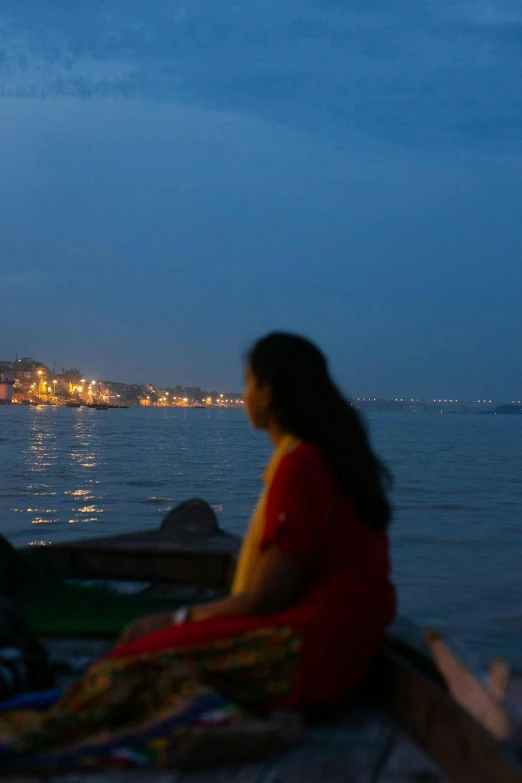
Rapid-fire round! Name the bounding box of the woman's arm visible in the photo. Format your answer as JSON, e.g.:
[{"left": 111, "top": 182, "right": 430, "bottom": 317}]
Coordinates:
[
  {"left": 118, "top": 447, "right": 330, "bottom": 643},
  {"left": 190, "top": 546, "right": 303, "bottom": 622},
  {"left": 116, "top": 547, "right": 303, "bottom": 644},
  {"left": 192, "top": 447, "right": 331, "bottom": 623}
]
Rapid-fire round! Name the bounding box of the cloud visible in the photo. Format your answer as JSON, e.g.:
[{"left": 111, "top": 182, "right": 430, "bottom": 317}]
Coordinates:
[
  {"left": 453, "top": 0, "right": 522, "bottom": 26},
  {"left": 0, "top": 0, "right": 521, "bottom": 151},
  {"left": 0, "top": 271, "right": 44, "bottom": 285}
]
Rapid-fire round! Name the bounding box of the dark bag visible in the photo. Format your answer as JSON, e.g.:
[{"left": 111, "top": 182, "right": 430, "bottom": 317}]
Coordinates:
[
  {"left": 0, "top": 535, "right": 54, "bottom": 699},
  {"left": 0, "top": 598, "right": 54, "bottom": 702}
]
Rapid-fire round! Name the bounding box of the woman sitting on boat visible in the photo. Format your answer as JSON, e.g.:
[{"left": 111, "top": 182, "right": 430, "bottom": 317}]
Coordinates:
[{"left": 0, "top": 332, "right": 395, "bottom": 767}]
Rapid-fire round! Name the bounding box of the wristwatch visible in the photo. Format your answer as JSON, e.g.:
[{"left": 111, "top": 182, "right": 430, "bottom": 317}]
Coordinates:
[{"left": 172, "top": 606, "right": 190, "bottom": 625}]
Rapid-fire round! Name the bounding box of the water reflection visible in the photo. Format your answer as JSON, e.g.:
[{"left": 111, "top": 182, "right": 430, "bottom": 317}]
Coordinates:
[
  {"left": 31, "top": 517, "right": 59, "bottom": 525},
  {"left": 3, "top": 407, "right": 107, "bottom": 537},
  {"left": 68, "top": 516, "right": 101, "bottom": 524},
  {"left": 2, "top": 406, "right": 522, "bottom": 665},
  {"left": 27, "top": 421, "right": 59, "bottom": 474}
]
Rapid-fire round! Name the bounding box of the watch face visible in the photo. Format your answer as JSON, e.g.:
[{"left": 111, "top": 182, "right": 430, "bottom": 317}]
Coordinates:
[{"left": 175, "top": 607, "right": 188, "bottom": 624}]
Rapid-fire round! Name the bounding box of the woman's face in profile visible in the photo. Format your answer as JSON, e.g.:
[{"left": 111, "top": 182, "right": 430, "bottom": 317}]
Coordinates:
[{"left": 243, "top": 364, "right": 271, "bottom": 429}]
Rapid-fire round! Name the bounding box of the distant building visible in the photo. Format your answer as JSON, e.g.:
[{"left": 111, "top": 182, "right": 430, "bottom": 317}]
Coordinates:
[{"left": 0, "top": 372, "right": 14, "bottom": 404}]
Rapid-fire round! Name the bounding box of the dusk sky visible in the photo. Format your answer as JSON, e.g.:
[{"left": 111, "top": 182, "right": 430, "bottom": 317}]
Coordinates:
[{"left": 1, "top": 1, "right": 521, "bottom": 399}]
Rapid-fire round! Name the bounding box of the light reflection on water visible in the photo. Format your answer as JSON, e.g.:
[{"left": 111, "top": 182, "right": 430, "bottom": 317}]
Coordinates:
[{"left": 0, "top": 406, "right": 521, "bottom": 664}]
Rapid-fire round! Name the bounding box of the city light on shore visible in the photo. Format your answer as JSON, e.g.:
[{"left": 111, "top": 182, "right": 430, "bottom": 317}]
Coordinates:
[{"left": 1, "top": 356, "right": 519, "bottom": 413}]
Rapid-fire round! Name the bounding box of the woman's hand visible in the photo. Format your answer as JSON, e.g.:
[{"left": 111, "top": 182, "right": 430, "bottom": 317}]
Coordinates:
[
  {"left": 116, "top": 611, "right": 176, "bottom": 645},
  {"left": 116, "top": 547, "right": 303, "bottom": 643}
]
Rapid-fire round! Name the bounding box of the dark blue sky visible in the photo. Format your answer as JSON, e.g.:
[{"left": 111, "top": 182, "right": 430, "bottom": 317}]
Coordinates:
[{"left": 1, "top": 1, "right": 521, "bottom": 398}]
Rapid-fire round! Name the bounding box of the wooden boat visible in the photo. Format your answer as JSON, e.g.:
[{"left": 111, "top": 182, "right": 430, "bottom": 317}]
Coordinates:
[
  {"left": 23, "top": 499, "right": 240, "bottom": 591},
  {"left": 14, "top": 501, "right": 522, "bottom": 782}
]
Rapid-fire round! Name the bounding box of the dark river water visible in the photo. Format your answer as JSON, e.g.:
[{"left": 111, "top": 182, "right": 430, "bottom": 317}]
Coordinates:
[{"left": 1, "top": 406, "right": 521, "bottom": 664}]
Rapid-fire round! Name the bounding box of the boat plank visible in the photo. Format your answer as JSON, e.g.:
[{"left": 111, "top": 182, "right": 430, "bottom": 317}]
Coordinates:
[
  {"left": 61, "top": 548, "right": 233, "bottom": 587},
  {"left": 377, "top": 732, "right": 449, "bottom": 782},
  {"left": 20, "top": 527, "right": 241, "bottom": 588},
  {"left": 22, "top": 544, "right": 238, "bottom": 588},
  {"left": 271, "top": 711, "right": 393, "bottom": 783},
  {"left": 6, "top": 712, "right": 398, "bottom": 783},
  {"left": 51, "top": 530, "right": 240, "bottom": 552},
  {"left": 376, "top": 647, "right": 522, "bottom": 783}
]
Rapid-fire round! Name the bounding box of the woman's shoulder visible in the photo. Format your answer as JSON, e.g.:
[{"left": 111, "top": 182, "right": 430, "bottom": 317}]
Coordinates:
[{"left": 278, "top": 441, "right": 331, "bottom": 480}]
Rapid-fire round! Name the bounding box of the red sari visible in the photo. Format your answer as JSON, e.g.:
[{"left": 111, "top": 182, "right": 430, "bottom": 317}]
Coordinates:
[
  {"left": 0, "top": 438, "right": 395, "bottom": 767},
  {"left": 108, "top": 437, "right": 396, "bottom": 709}
]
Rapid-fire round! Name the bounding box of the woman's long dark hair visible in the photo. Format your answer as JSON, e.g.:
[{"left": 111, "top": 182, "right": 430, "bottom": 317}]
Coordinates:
[{"left": 247, "top": 332, "right": 392, "bottom": 531}]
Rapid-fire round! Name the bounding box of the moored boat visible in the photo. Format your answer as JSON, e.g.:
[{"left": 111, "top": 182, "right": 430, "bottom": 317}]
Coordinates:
[{"left": 495, "top": 404, "right": 522, "bottom": 414}]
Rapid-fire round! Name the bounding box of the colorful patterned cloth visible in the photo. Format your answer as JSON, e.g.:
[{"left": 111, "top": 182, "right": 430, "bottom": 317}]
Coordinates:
[{"left": 0, "top": 625, "right": 301, "bottom": 771}]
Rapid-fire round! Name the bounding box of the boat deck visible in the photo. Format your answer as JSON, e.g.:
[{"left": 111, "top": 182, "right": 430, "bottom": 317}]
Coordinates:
[
  {"left": 13, "top": 726, "right": 448, "bottom": 783},
  {"left": 28, "top": 631, "right": 454, "bottom": 783},
  {"left": 11, "top": 508, "right": 522, "bottom": 783}
]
